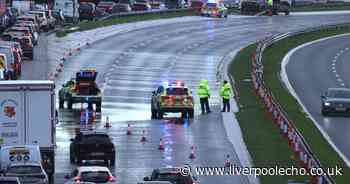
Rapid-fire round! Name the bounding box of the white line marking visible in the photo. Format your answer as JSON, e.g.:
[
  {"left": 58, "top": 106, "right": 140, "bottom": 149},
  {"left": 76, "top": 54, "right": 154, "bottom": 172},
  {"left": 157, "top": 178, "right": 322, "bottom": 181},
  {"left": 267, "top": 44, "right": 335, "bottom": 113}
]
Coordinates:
[{"left": 281, "top": 33, "right": 350, "bottom": 167}]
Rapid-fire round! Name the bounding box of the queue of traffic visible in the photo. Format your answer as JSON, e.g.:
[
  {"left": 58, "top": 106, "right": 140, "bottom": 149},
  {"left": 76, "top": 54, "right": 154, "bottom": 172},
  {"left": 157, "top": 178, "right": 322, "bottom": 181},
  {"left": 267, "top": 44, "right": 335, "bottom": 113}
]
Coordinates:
[{"left": 0, "top": 7, "right": 56, "bottom": 80}]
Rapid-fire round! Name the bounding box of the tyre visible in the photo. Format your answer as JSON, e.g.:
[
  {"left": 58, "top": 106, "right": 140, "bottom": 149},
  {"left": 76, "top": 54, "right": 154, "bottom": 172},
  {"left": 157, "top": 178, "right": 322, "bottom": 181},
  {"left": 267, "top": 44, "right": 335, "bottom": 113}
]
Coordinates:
[
  {"left": 158, "top": 111, "right": 164, "bottom": 119},
  {"left": 110, "top": 159, "right": 115, "bottom": 166},
  {"left": 70, "top": 154, "right": 75, "bottom": 163},
  {"left": 59, "top": 99, "right": 64, "bottom": 109},
  {"left": 285, "top": 11, "right": 289, "bottom": 15},
  {"left": 96, "top": 101, "right": 102, "bottom": 112},
  {"left": 67, "top": 100, "right": 73, "bottom": 110},
  {"left": 188, "top": 109, "right": 194, "bottom": 119},
  {"left": 76, "top": 157, "right": 82, "bottom": 164},
  {"left": 322, "top": 109, "right": 328, "bottom": 116},
  {"left": 151, "top": 108, "right": 157, "bottom": 119}
]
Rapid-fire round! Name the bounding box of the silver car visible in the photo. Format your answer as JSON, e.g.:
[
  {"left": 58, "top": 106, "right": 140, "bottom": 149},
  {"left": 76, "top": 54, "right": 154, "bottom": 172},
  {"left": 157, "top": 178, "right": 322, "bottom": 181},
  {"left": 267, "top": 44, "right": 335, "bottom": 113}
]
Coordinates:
[
  {"left": 321, "top": 88, "right": 350, "bottom": 116},
  {"left": 4, "top": 162, "right": 49, "bottom": 184}
]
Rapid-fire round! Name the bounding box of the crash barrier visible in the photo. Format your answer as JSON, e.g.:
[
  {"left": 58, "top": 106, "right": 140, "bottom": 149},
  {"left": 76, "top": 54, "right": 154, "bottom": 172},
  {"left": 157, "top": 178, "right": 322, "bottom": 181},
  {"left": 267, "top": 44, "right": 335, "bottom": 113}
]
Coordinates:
[
  {"left": 250, "top": 23, "right": 350, "bottom": 184},
  {"left": 99, "top": 8, "right": 195, "bottom": 21}
]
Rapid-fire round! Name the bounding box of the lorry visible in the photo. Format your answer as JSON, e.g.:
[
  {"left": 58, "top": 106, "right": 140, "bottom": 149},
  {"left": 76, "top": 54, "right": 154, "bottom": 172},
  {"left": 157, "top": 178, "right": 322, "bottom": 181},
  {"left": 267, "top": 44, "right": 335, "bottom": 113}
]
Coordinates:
[
  {"left": 12, "top": 0, "right": 34, "bottom": 14},
  {"left": 59, "top": 69, "right": 102, "bottom": 112},
  {"left": 240, "top": 0, "right": 291, "bottom": 15},
  {"left": 53, "top": 0, "right": 79, "bottom": 23},
  {"left": 0, "top": 81, "right": 56, "bottom": 181}
]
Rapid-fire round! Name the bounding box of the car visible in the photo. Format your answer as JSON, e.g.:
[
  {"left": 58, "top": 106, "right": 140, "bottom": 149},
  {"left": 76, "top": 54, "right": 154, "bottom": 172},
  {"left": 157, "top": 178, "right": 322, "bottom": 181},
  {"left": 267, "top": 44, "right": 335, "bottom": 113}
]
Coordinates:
[
  {"left": 143, "top": 167, "right": 198, "bottom": 184},
  {"left": 189, "top": 0, "right": 204, "bottom": 11},
  {"left": 0, "top": 176, "right": 21, "bottom": 184},
  {"left": 97, "top": 1, "right": 118, "bottom": 14},
  {"left": 58, "top": 69, "right": 102, "bottom": 112},
  {"left": 11, "top": 36, "right": 34, "bottom": 60},
  {"left": 13, "top": 23, "right": 39, "bottom": 42},
  {"left": 151, "top": 81, "right": 194, "bottom": 119},
  {"left": 65, "top": 166, "right": 116, "bottom": 184},
  {"left": 7, "top": 26, "right": 37, "bottom": 45},
  {"left": 137, "top": 182, "right": 172, "bottom": 184},
  {"left": 69, "top": 131, "right": 115, "bottom": 165},
  {"left": 3, "top": 162, "right": 49, "bottom": 184},
  {"left": 201, "top": 2, "right": 228, "bottom": 18},
  {"left": 0, "top": 41, "right": 23, "bottom": 56},
  {"left": 321, "top": 88, "right": 350, "bottom": 116},
  {"left": 17, "top": 15, "right": 40, "bottom": 32},
  {"left": 26, "top": 10, "right": 55, "bottom": 31},
  {"left": 16, "top": 20, "right": 39, "bottom": 33},
  {"left": 0, "top": 45, "right": 21, "bottom": 79},
  {"left": 132, "top": 2, "right": 151, "bottom": 11},
  {"left": 114, "top": 3, "right": 132, "bottom": 13},
  {"left": 79, "top": 2, "right": 98, "bottom": 21}
]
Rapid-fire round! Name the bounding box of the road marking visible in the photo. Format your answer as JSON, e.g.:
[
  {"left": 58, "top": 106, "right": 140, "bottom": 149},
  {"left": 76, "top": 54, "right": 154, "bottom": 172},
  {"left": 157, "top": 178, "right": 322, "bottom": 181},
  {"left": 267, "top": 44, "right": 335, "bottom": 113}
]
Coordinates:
[
  {"left": 341, "top": 83, "right": 345, "bottom": 86},
  {"left": 336, "top": 74, "right": 339, "bottom": 77},
  {"left": 332, "top": 66, "right": 335, "bottom": 70},
  {"left": 332, "top": 70, "right": 336, "bottom": 73},
  {"left": 332, "top": 63, "right": 336, "bottom": 66},
  {"left": 337, "top": 78, "right": 343, "bottom": 82}
]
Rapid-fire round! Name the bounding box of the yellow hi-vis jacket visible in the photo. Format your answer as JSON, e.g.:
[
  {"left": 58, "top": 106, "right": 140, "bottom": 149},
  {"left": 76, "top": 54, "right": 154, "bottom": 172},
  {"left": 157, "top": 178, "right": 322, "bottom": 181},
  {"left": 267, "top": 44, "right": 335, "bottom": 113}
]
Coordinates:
[
  {"left": 197, "top": 80, "right": 210, "bottom": 98},
  {"left": 220, "top": 83, "right": 231, "bottom": 100}
]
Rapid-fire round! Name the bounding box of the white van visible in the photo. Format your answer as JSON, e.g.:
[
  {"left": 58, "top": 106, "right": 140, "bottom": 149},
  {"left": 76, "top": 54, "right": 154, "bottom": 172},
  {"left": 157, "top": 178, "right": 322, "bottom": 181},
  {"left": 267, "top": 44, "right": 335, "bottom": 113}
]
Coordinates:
[
  {"left": 0, "top": 145, "right": 42, "bottom": 171},
  {"left": 0, "top": 53, "right": 7, "bottom": 80},
  {"left": 53, "top": 0, "right": 79, "bottom": 23}
]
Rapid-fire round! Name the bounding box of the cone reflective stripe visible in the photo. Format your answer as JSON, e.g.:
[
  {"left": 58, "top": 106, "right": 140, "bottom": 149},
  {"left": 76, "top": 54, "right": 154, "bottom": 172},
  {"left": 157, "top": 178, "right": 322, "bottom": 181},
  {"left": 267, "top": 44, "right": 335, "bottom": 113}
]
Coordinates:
[
  {"left": 140, "top": 130, "right": 147, "bottom": 142},
  {"left": 158, "top": 138, "right": 164, "bottom": 150},
  {"left": 189, "top": 145, "right": 196, "bottom": 159},
  {"left": 126, "top": 124, "right": 132, "bottom": 135}
]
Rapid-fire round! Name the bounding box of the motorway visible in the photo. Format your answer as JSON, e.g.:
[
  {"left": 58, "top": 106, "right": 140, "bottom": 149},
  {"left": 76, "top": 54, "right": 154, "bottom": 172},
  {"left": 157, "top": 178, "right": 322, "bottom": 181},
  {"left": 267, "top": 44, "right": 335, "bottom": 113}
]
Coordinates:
[
  {"left": 286, "top": 35, "right": 350, "bottom": 164},
  {"left": 21, "top": 12, "right": 350, "bottom": 184}
]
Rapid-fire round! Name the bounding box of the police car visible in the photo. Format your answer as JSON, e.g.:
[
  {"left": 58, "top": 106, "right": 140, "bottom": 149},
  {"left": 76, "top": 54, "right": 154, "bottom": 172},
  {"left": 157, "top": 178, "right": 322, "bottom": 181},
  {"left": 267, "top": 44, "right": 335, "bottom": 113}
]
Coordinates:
[{"left": 151, "top": 81, "right": 194, "bottom": 119}]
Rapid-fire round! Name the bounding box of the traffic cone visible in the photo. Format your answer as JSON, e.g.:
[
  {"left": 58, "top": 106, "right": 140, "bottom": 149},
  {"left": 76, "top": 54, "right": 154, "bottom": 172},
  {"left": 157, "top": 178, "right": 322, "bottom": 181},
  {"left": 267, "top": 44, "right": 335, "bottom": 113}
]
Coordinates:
[
  {"left": 140, "top": 130, "right": 147, "bottom": 143},
  {"left": 104, "top": 116, "right": 111, "bottom": 128},
  {"left": 225, "top": 154, "right": 231, "bottom": 167},
  {"left": 189, "top": 145, "right": 196, "bottom": 160},
  {"left": 126, "top": 124, "right": 132, "bottom": 135},
  {"left": 158, "top": 138, "right": 164, "bottom": 150}
]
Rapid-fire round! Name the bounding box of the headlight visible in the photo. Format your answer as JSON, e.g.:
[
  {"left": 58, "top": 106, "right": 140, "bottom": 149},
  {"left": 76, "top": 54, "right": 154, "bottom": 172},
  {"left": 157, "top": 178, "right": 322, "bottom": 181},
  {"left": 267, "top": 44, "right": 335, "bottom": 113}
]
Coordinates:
[{"left": 324, "top": 102, "right": 331, "bottom": 106}]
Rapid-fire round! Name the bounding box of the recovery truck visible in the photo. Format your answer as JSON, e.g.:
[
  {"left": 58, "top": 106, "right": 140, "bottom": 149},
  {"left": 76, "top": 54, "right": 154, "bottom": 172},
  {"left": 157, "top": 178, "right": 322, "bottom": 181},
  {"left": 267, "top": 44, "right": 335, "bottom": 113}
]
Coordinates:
[
  {"left": 59, "top": 69, "right": 102, "bottom": 112},
  {"left": 240, "top": 0, "right": 291, "bottom": 15},
  {"left": 0, "top": 80, "right": 56, "bottom": 181}
]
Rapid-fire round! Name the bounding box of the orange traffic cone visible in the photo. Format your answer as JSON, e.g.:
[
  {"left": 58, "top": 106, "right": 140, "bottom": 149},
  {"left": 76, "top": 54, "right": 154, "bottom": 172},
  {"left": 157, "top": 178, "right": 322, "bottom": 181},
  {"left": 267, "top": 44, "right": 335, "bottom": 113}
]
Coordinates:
[
  {"left": 104, "top": 116, "right": 111, "bottom": 128},
  {"left": 189, "top": 145, "right": 196, "bottom": 160},
  {"left": 140, "top": 130, "right": 147, "bottom": 143},
  {"left": 126, "top": 124, "right": 132, "bottom": 135},
  {"left": 225, "top": 154, "right": 231, "bottom": 167},
  {"left": 158, "top": 138, "right": 164, "bottom": 150}
]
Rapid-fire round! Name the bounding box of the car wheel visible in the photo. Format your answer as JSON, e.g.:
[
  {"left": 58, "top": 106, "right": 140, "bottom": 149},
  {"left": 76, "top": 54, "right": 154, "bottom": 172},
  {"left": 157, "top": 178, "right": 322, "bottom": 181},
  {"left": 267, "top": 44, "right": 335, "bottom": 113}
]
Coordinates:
[
  {"left": 189, "top": 109, "right": 194, "bottom": 119},
  {"left": 59, "top": 99, "right": 64, "bottom": 109},
  {"left": 158, "top": 111, "right": 164, "bottom": 119},
  {"left": 96, "top": 101, "right": 102, "bottom": 112},
  {"left": 151, "top": 108, "right": 157, "bottom": 119},
  {"left": 67, "top": 100, "right": 73, "bottom": 110},
  {"left": 76, "top": 157, "right": 82, "bottom": 164},
  {"left": 285, "top": 11, "right": 289, "bottom": 15},
  {"left": 110, "top": 159, "right": 115, "bottom": 166},
  {"left": 322, "top": 109, "right": 328, "bottom": 116}
]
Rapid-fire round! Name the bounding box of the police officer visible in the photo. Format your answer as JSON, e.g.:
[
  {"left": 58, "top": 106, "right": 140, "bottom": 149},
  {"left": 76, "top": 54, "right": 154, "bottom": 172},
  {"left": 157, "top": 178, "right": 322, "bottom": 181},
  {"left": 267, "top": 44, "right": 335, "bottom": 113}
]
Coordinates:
[
  {"left": 220, "top": 80, "right": 231, "bottom": 112},
  {"left": 197, "top": 80, "right": 211, "bottom": 114}
]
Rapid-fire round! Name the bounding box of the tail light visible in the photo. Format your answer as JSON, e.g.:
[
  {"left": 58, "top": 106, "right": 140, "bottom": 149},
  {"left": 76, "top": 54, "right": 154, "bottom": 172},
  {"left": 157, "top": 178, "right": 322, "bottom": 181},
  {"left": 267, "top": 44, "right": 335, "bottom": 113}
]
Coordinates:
[
  {"left": 108, "top": 175, "right": 115, "bottom": 182},
  {"left": 74, "top": 176, "right": 81, "bottom": 183}
]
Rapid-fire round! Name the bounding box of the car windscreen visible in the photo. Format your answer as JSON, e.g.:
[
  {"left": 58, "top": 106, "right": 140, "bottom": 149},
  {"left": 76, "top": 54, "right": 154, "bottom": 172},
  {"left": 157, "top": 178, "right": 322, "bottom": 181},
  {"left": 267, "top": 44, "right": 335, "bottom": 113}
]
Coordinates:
[
  {"left": 82, "top": 134, "right": 110, "bottom": 142},
  {"left": 166, "top": 88, "right": 188, "bottom": 95},
  {"left": 80, "top": 4, "right": 94, "bottom": 12},
  {"left": 81, "top": 171, "right": 109, "bottom": 182},
  {"left": 328, "top": 90, "right": 350, "bottom": 98},
  {"left": 7, "top": 166, "right": 42, "bottom": 174},
  {"left": 155, "top": 173, "right": 193, "bottom": 184},
  {"left": 98, "top": 2, "right": 114, "bottom": 6}
]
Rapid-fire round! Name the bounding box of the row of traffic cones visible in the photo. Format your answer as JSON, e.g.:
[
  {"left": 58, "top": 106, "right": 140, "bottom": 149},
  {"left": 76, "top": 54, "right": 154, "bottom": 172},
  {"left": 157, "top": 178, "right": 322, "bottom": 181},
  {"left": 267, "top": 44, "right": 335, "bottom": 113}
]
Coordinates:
[{"left": 104, "top": 117, "right": 233, "bottom": 163}]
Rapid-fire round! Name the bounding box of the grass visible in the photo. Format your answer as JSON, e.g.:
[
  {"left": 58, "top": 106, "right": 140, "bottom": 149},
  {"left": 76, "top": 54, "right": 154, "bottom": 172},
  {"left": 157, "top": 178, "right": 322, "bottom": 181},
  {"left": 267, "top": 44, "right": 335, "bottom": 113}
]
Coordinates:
[
  {"left": 229, "top": 26, "right": 350, "bottom": 183},
  {"left": 56, "top": 10, "right": 198, "bottom": 37},
  {"left": 292, "top": 2, "right": 350, "bottom": 12}
]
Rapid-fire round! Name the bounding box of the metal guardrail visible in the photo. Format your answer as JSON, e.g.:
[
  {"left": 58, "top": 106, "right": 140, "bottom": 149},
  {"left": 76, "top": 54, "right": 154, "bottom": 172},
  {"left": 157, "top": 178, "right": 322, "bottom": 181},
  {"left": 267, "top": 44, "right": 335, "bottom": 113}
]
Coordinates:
[
  {"left": 99, "top": 8, "right": 195, "bottom": 21},
  {"left": 251, "top": 23, "right": 350, "bottom": 184}
]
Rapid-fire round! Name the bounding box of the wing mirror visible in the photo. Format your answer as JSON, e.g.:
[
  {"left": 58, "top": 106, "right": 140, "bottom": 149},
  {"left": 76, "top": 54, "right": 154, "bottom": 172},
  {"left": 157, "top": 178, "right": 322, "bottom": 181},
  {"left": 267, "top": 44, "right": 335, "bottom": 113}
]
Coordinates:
[
  {"left": 321, "top": 95, "right": 326, "bottom": 99},
  {"left": 70, "top": 138, "right": 74, "bottom": 142},
  {"left": 143, "top": 176, "right": 150, "bottom": 181},
  {"left": 152, "top": 91, "right": 156, "bottom": 95}
]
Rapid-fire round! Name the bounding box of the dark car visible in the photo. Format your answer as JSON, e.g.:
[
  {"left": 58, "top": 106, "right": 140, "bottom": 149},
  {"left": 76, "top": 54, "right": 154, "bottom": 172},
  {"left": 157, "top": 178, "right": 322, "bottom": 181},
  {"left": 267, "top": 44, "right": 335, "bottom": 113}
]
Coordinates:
[
  {"left": 132, "top": 2, "right": 151, "bottom": 11},
  {"left": 321, "top": 88, "right": 350, "bottom": 116},
  {"left": 143, "top": 167, "right": 198, "bottom": 184},
  {"left": 97, "top": 1, "right": 118, "bottom": 14},
  {"left": 70, "top": 131, "right": 115, "bottom": 165},
  {"left": 79, "top": 2, "right": 97, "bottom": 21},
  {"left": 114, "top": 3, "right": 132, "bottom": 12}
]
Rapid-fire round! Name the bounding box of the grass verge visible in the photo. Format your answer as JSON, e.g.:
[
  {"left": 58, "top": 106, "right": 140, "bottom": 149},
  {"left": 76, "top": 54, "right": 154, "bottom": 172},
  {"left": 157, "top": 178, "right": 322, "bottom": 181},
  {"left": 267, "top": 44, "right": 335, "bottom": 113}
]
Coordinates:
[
  {"left": 292, "top": 3, "right": 350, "bottom": 12},
  {"left": 229, "top": 27, "right": 350, "bottom": 183},
  {"left": 56, "top": 10, "right": 198, "bottom": 37}
]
